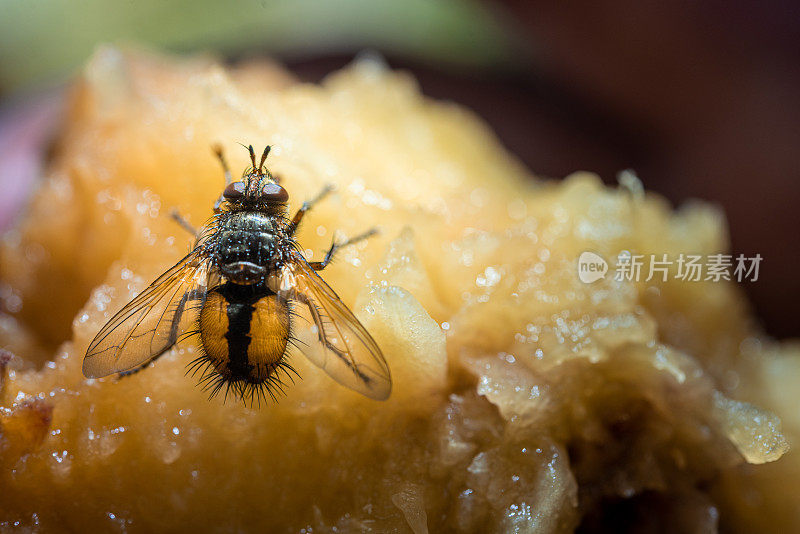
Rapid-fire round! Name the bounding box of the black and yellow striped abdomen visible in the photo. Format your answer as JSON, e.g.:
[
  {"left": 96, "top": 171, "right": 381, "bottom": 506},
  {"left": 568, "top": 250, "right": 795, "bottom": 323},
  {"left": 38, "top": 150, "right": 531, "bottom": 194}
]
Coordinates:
[{"left": 199, "top": 282, "right": 290, "bottom": 384}]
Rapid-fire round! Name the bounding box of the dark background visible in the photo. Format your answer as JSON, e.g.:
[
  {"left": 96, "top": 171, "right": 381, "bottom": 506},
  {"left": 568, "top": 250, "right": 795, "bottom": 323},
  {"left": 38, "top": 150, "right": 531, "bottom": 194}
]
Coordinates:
[{"left": 0, "top": 0, "right": 798, "bottom": 337}]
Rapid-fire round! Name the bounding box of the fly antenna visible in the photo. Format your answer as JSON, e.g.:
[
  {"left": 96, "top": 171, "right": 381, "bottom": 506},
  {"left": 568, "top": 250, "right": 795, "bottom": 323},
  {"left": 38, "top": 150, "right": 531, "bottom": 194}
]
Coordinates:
[
  {"left": 259, "top": 146, "right": 271, "bottom": 170},
  {"left": 248, "top": 145, "right": 257, "bottom": 169}
]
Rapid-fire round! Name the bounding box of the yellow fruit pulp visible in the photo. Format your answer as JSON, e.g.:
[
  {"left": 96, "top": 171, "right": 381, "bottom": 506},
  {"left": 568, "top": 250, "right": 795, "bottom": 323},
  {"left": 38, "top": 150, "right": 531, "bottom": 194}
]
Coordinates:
[{"left": 0, "top": 47, "right": 798, "bottom": 533}]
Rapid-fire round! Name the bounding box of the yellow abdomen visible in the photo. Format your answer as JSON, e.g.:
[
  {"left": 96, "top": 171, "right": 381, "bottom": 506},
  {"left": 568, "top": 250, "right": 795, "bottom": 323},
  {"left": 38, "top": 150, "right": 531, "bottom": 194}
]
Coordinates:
[{"left": 199, "top": 285, "right": 290, "bottom": 384}]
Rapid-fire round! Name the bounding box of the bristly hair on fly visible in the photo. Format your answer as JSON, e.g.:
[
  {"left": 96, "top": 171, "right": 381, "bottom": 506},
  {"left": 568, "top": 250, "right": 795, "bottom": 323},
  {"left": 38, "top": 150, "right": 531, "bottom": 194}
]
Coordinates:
[{"left": 181, "top": 302, "right": 308, "bottom": 407}]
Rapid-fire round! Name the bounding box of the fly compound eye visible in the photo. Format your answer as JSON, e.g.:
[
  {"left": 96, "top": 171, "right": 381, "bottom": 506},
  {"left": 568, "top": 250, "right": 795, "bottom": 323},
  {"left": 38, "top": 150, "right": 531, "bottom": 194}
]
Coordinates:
[
  {"left": 223, "top": 181, "right": 246, "bottom": 200},
  {"left": 261, "top": 183, "right": 289, "bottom": 203}
]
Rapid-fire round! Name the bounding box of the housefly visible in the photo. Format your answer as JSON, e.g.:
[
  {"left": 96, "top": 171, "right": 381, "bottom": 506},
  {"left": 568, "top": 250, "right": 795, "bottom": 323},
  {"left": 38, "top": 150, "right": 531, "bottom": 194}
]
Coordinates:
[{"left": 83, "top": 145, "right": 391, "bottom": 405}]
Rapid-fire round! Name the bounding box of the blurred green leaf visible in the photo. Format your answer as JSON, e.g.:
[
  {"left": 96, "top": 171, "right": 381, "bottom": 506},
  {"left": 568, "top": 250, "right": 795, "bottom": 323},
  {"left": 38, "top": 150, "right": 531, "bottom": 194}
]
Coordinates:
[{"left": 0, "top": 0, "right": 515, "bottom": 93}]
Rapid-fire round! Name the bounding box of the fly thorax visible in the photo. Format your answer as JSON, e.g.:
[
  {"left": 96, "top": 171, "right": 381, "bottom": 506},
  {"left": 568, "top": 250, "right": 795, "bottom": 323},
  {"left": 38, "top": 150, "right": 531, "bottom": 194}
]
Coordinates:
[{"left": 216, "top": 212, "right": 280, "bottom": 284}]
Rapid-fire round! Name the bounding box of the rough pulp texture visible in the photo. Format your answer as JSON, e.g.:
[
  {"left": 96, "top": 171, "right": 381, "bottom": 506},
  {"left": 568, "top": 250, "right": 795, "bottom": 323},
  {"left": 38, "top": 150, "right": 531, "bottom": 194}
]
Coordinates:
[{"left": 0, "top": 47, "right": 797, "bottom": 533}]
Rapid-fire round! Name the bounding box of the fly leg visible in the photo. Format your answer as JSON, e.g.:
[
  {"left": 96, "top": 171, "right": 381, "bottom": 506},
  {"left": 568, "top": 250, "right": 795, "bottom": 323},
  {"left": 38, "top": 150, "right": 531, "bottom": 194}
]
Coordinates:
[
  {"left": 288, "top": 184, "right": 334, "bottom": 236},
  {"left": 170, "top": 209, "right": 201, "bottom": 239},
  {"left": 295, "top": 292, "right": 369, "bottom": 382},
  {"left": 116, "top": 289, "right": 207, "bottom": 379},
  {"left": 309, "top": 228, "right": 378, "bottom": 271},
  {"left": 116, "top": 349, "right": 167, "bottom": 378},
  {"left": 213, "top": 145, "right": 233, "bottom": 213}
]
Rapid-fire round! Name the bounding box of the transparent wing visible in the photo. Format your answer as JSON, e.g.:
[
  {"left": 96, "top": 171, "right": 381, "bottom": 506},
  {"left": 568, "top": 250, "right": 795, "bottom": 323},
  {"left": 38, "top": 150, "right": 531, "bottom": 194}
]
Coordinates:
[
  {"left": 83, "top": 251, "right": 210, "bottom": 378},
  {"left": 286, "top": 254, "right": 391, "bottom": 400}
]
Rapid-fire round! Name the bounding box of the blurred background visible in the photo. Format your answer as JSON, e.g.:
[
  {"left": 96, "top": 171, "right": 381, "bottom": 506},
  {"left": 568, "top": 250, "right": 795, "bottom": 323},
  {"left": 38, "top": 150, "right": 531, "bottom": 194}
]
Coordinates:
[{"left": 0, "top": 0, "right": 798, "bottom": 337}]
